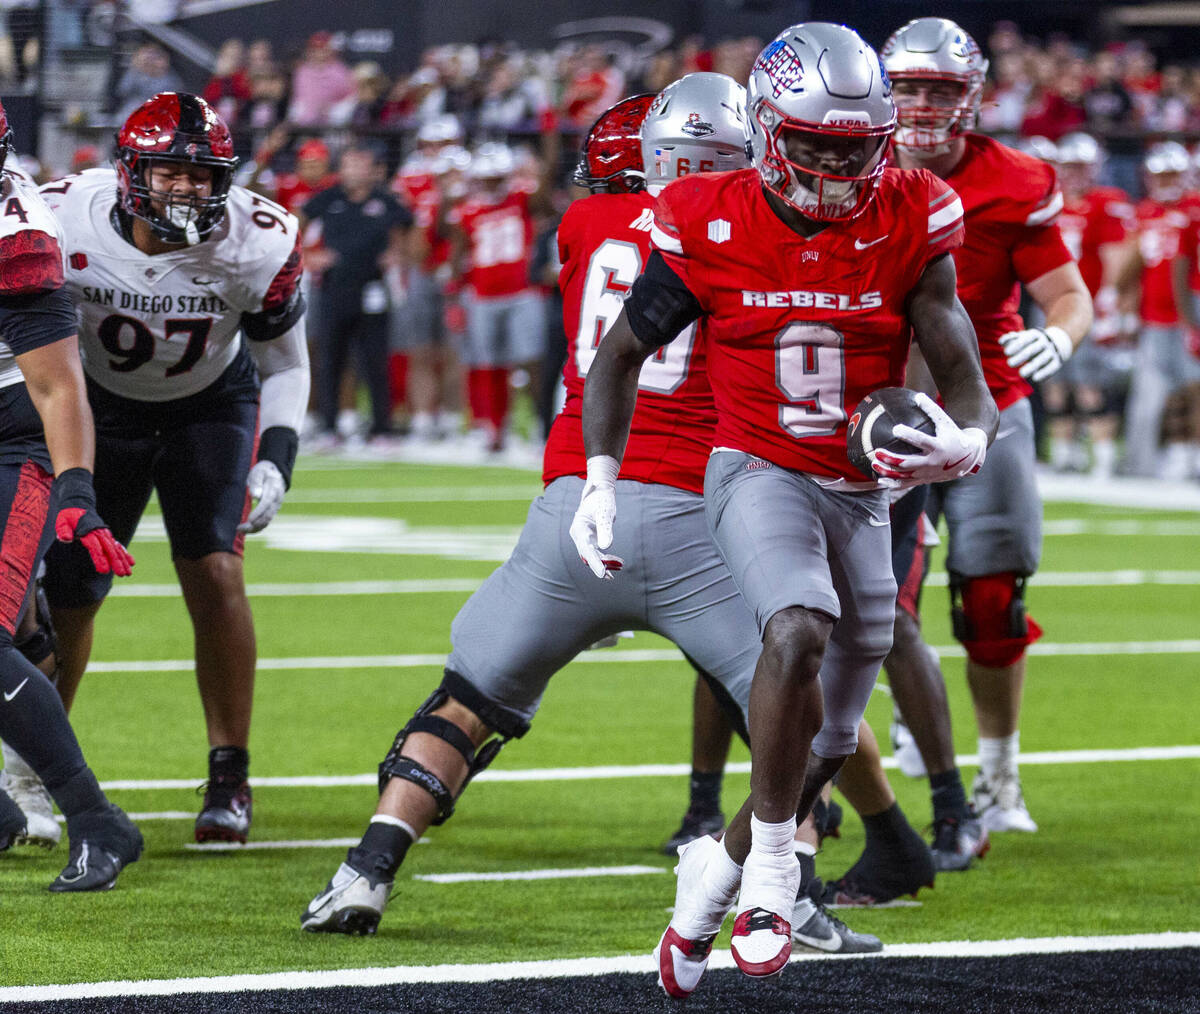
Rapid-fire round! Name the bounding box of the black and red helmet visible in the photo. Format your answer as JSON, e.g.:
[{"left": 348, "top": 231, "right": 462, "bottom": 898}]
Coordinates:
[
  {"left": 115, "top": 92, "right": 239, "bottom": 243},
  {"left": 573, "top": 93, "right": 655, "bottom": 194}
]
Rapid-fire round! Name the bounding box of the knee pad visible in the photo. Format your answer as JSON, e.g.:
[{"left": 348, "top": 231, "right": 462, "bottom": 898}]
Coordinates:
[
  {"left": 949, "top": 572, "right": 1043, "bottom": 668},
  {"left": 376, "top": 670, "right": 530, "bottom": 826}
]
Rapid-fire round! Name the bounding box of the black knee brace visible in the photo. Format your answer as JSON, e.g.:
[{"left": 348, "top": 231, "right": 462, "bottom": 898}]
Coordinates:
[
  {"left": 15, "top": 581, "right": 57, "bottom": 673},
  {"left": 376, "top": 670, "right": 531, "bottom": 825}
]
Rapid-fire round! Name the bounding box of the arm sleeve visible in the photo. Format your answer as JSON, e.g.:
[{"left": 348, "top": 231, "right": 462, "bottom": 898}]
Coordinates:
[
  {"left": 247, "top": 317, "right": 309, "bottom": 488},
  {"left": 242, "top": 233, "right": 306, "bottom": 342},
  {"left": 0, "top": 231, "right": 65, "bottom": 295},
  {"left": 0, "top": 286, "right": 77, "bottom": 355},
  {"left": 624, "top": 250, "right": 703, "bottom": 349}
]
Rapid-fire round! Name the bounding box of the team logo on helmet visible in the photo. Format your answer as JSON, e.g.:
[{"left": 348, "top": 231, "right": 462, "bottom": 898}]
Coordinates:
[
  {"left": 755, "top": 39, "right": 804, "bottom": 98},
  {"left": 948, "top": 31, "right": 974, "bottom": 64},
  {"left": 681, "top": 112, "right": 715, "bottom": 137}
]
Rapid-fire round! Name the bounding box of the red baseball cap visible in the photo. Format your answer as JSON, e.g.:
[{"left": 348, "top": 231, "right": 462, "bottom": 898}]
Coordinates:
[{"left": 297, "top": 139, "right": 330, "bottom": 162}]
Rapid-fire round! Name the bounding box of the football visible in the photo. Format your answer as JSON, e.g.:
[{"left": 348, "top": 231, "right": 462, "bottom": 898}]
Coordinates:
[{"left": 846, "top": 387, "right": 937, "bottom": 479}]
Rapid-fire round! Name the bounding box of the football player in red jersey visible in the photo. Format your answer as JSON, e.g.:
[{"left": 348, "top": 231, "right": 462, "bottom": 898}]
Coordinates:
[
  {"left": 881, "top": 18, "right": 1092, "bottom": 838},
  {"left": 576, "top": 23, "right": 995, "bottom": 984},
  {"left": 0, "top": 99, "right": 143, "bottom": 889},
  {"left": 1043, "top": 133, "right": 1133, "bottom": 478},
  {"left": 1123, "top": 142, "right": 1200, "bottom": 479},
  {"left": 302, "top": 76, "right": 884, "bottom": 968}
]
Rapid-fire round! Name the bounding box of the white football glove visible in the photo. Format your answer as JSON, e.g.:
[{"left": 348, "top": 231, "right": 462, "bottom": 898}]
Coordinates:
[
  {"left": 238, "top": 460, "right": 286, "bottom": 534},
  {"left": 568, "top": 455, "right": 624, "bottom": 580},
  {"left": 871, "top": 393, "right": 987, "bottom": 486},
  {"left": 999, "top": 325, "right": 1073, "bottom": 382}
]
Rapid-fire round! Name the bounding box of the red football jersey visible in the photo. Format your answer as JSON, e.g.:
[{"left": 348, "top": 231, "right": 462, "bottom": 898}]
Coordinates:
[
  {"left": 542, "top": 191, "right": 716, "bottom": 494},
  {"left": 944, "top": 134, "right": 1074, "bottom": 410},
  {"left": 1058, "top": 187, "right": 1132, "bottom": 296},
  {"left": 651, "top": 167, "right": 964, "bottom": 486},
  {"left": 1134, "top": 198, "right": 1190, "bottom": 324},
  {"left": 1175, "top": 192, "right": 1200, "bottom": 291},
  {"left": 455, "top": 191, "right": 534, "bottom": 298},
  {"left": 274, "top": 172, "right": 337, "bottom": 217}
]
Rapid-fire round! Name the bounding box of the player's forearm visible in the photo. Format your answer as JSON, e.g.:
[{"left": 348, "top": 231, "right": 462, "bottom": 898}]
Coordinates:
[
  {"left": 581, "top": 313, "right": 650, "bottom": 464},
  {"left": 1039, "top": 288, "right": 1094, "bottom": 346},
  {"left": 22, "top": 356, "right": 96, "bottom": 474}
]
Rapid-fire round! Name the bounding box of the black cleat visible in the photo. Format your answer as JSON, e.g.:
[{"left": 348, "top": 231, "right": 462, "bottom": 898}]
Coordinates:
[
  {"left": 0, "top": 788, "right": 27, "bottom": 851},
  {"left": 195, "top": 777, "right": 252, "bottom": 844},
  {"left": 661, "top": 809, "right": 725, "bottom": 856},
  {"left": 823, "top": 828, "right": 936, "bottom": 906},
  {"left": 49, "top": 804, "right": 143, "bottom": 892}
]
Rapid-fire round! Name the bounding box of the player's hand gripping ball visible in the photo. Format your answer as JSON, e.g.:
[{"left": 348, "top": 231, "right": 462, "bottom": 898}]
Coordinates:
[{"left": 846, "top": 387, "right": 936, "bottom": 479}]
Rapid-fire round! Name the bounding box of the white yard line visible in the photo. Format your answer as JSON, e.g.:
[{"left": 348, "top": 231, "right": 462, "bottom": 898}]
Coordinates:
[
  {"left": 83, "top": 639, "right": 1200, "bottom": 674},
  {"left": 108, "top": 569, "right": 1200, "bottom": 598},
  {"left": 2, "top": 933, "right": 1196, "bottom": 1002},
  {"left": 97, "top": 745, "right": 1200, "bottom": 792},
  {"left": 413, "top": 864, "right": 664, "bottom": 884}
]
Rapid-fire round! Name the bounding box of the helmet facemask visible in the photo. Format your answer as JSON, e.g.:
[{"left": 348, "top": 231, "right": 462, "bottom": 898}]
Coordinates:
[
  {"left": 890, "top": 74, "right": 978, "bottom": 155},
  {"left": 755, "top": 103, "right": 890, "bottom": 222},
  {"left": 123, "top": 156, "right": 233, "bottom": 245}
]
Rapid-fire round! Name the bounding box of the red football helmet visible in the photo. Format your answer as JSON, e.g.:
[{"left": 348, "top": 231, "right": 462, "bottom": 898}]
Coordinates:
[
  {"left": 115, "top": 92, "right": 238, "bottom": 243},
  {"left": 0, "top": 98, "right": 12, "bottom": 173},
  {"left": 573, "top": 93, "right": 655, "bottom": 194}
]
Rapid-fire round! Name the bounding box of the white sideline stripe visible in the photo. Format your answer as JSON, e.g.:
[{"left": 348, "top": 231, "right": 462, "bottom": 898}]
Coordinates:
[
  {"left": 3, "top": 933, "right": 1196, "bottom": 1001},
  {"left": 97, "top": 745, "right": 1200, "bottom": 791},
  {"left": 413, "top": 864, "right": 663, "bottom": 884},
  {"left": 83, "top": 639, "right": 1200, "bottom": 674},
  {"left": 188, "top": 838, "right": 430, "bottom": 851},
  {"left": 107, "top": 570, "right": 1200, "bottom": 598}
]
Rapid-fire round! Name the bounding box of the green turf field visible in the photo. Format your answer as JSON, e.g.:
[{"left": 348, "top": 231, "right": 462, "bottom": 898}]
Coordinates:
[{"left": 1, "top": 460, "right": 1197, "bottom": 987}]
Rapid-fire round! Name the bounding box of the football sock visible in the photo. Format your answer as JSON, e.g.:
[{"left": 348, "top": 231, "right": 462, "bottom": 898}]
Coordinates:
[
  {"left": 750, "top": 813, "right": 797, "bottom": 857},
  {"left": 351, "top": 815, "right": 415, "bottom": 878},
  {"left": 208, "top": 746, "right": 249, "bottom": 785},
  {"left": 0, "top": 646, "right": 92, "bottom": 800},
  {"left": 701, "top": 840, "right": 743, "bottom": 904},
  {"left": 51, "top": 767, "right": 109, "bottom": 821},
  {"left": 794, "top": 842, "right": 817, "bottom": 887},
  {"left": 930, "top": 767, "right": 969, "bottom": 821},
  {"left": 688, "top": 770, "right": 723, "bottom": 816},
  {"left": 861, "top": 801, "right": 919, "bottom": 849},
  {"left": 486, "top": 368, "right": 510, "bottom": 432},
  {"left": 466, "top": 369, "right": 489, "bottom": 425},
  {"left": 387, "top": 352, "right": 409, "bottom": 413},
  {"left": 978, "top": 732, "right": 1019, "bottom": 783}
]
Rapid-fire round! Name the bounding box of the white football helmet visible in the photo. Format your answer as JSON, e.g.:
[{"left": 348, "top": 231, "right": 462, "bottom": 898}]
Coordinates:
[
  {"left": 881, "top": 17, "right": 988, "bottom": 154},
  {"left": 469, "top": 142, "right": 516, "bottom": 180},
  {"left": 640, "top": 72, "right": 750, "bottom": 191},
  {"left": 416, "top": 114, "right": 463, "bottom": 147},
  {"left": 1144, "top": 140, "right": 1190, "bottom": 204},
  {"left": 746, "top": 22, "right": 895, "bottom": 221},
  {"left": 1017, "top": 135, "right": 1058, "bottom": 164},
  {"left": 1055, "top": 132, "right": 1103, "bottom": 196}
]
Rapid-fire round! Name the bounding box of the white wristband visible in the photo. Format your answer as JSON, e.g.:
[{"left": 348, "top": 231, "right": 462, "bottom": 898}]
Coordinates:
[
  {"left": 585, "top": 454, "right": 620, "bottom": 487},
  {"left": 1044, "top": 325, "right": 1073, "bottom": 361}
]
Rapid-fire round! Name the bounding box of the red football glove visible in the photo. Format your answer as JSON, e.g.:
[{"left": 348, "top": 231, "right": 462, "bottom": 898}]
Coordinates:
[{"left": 52, "top": 468, "right": 134, "bottom": 577}]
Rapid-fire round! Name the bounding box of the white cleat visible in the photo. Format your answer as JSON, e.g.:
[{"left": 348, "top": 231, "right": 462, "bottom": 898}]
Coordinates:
[
  {"left": 654, "top": 835, "right": 738, "bottom": 999},
  {"left": 0, "top": 744, "right": 60, "bottom": 849},
  {"left": 791, "top": 888, "right": 883, "bottom": 953},
  {"left": 973, "top": 772, "right": 1038, "bottom": 833},
  {"left": 890, "top": 718, "right": 928, "bottom": 779},
  {"left": 301, "top": 861, "right": 392, "bottom": 935},
  {"left": 730, "top": 850, "right": 800, "bottom": 978}
]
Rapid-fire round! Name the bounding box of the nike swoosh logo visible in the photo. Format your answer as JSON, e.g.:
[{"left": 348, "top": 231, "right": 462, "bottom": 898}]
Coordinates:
[
  {"left": 867, "top": 516, "right": 890, "bottom": 527},
  {"left": 943, "top": 453, "right": 971, "bottom": 471},
  {"left": 4, "top": 677, "right": 28, "bottom": 702},
  {"left": 192, "top": 276, "right": 217, "bottom": 285},
  {"left": 854, "top": 235, "right": 888, "bottom": 250},
  {"left": 995, "top": 427, "right": 1016, "bottom": 440},
  {"left": 793, "top": 930, "right": 841, "bottom": 951}
]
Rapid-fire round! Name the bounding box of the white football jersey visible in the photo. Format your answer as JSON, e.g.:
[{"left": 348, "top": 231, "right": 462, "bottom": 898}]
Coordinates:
[
  {"left": 41, "top": 169, "right": 301, "bottom": 402},
  {"left": 0, "top": 164, "right": 68, "bottom": 391}
]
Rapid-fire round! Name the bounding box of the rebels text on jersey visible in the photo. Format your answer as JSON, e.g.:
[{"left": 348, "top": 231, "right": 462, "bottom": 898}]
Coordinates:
[
  {"left": 649, "top": 167, "right": 964, "bottom": 485},
  {"left": 40, "top": 168, "right": 304, "bottom": 402},
  {"left": 945, "top": 135, "right": 1074, "bottom": 410},
  {"left": 543, "top": 191, "right": 715, "bottom": 494},
  {"left": 1058, "top": 187, "right": 1132, "bottom": 297},
  {"left": 0, "top": 164, "right": 75, "bottom": 392},
  {"left": 1134, "top": 198, "right": 1190, "bottom": 325}
]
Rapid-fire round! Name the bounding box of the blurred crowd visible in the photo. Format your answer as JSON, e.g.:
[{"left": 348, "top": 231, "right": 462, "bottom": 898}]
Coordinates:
[{"left": 7, "top": 14, "right": 1200, "bottom": 479}]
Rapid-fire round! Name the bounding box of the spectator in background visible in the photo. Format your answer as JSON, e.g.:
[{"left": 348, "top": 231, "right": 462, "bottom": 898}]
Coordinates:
[
  {"left": 478, "top": 58, "right": 545, "bottom": 132},
  {"left": 289, "top": 31, "right": 355, "bottom": 128},
  {"left": 301, "top": 144, "right": 413, "bottom": 447},
  {"left": 335, "top": 62, "right": 390, "bottom": 129},
  {"left": 272, "top": 136, "right": 338, "bottom": 216},
  {"left": 1021, "top": 52, "right": 1086, "bottom": 140},
  {"left": 980, "top": 50, "right": 1031, "bottom": 137},
  {"left": 1149, "top": 64, "right": 1189, "bottom": 133},
  {"left": 69, "top": 145, "right": 100, "bottom": 173},
  {"left": 203, "top": 38, "right": 251, "bottom": 127},
  {"left": 246, "top": 38, "right": 275, "bottom": 78},
  {"left": 559, "top": 45, "right": 623, "bottom": 127},
  {"left": 1084, "top": 50, "right": 1141, "bottom": 196},
  {"left": 242, "top": 64, "right": 289, "bottom": 137},
  {"left": 113, "top": 42, "right": 183, "bottom": 121},
  {"left": 1123, "top": 45, "right": 1161, "bottom": 126}
]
